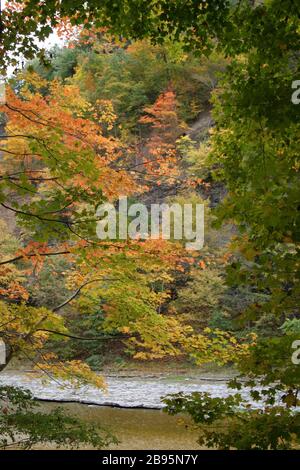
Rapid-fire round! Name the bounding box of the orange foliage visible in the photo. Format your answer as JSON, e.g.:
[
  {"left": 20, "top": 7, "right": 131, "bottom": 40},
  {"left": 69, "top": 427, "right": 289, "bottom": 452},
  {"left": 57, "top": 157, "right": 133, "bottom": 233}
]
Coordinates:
[{"left": 138, "top": 88, "right": 187, "bottom": 186}]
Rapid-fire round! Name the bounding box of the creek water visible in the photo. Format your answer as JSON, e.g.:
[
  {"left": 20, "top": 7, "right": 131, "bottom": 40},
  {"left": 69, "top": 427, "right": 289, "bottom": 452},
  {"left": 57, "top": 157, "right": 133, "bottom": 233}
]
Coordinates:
[
  {"left": 0, "top": 369, "right": 262, "bottom": 449},
  {"left": 0, "top": 370, "right": 243, "bottom": 408},
  {"left": 38, "top": 401, "right": 202, "bottom": 450}
]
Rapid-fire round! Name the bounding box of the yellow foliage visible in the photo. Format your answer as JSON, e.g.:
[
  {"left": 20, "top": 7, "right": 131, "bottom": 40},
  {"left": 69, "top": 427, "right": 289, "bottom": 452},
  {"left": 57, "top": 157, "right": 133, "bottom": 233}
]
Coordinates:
[{"left": 37, "top": 360, "right": 106, "bottom": 389}]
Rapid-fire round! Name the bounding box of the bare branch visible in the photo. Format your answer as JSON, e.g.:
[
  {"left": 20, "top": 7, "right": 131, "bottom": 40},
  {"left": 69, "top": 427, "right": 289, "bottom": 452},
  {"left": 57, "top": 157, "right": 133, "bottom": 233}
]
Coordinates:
[
  {"left": 0, "top": 202, "right": 72, "bottom": 225},
  {"left": 52, "top": 278, "right": 119, "bottom": 312},
  {"left": 35, "top": 329, "right": 126, "bottom": 341},
  {"left": 0, "top": 250, "right": 71, "bottom": 266}
]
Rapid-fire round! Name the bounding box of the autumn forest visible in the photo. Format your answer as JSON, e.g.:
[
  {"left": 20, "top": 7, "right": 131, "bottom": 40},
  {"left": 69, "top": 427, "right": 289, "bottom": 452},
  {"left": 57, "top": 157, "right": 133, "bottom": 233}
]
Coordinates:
[{"left": 0, "top": 0, "right": 299, "bottom": 453}]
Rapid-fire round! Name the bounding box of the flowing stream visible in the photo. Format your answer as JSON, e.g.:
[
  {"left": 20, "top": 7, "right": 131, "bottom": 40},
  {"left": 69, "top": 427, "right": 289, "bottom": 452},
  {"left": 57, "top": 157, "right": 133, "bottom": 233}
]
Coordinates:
[
  {"left": 0, "top": 370, "right": 266, "bottom": 449},
  {"left": 0, "top": 370, "right": 249, "bottom": 409}
]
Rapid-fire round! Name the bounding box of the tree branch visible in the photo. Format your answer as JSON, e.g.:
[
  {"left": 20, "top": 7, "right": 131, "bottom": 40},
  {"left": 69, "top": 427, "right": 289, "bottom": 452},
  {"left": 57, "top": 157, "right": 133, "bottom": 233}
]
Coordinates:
[
  {"left": 0, "top": 250, "right": 71, "bottom": 266},
  {"left": 0, "top": 202, "right": 72, "bottom": 225},
  {"left": 52, "top": 278, "right": 119, "bottom": 312},
  {"left": 35, "top": 329, "right": 126, "bottom": 342}
]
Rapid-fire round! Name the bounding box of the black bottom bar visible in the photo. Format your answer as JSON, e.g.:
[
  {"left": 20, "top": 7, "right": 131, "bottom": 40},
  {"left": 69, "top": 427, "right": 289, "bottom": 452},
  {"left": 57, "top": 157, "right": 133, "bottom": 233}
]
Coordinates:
[{"left": 0, "top": 450, "right": 299, "bottom": 467}]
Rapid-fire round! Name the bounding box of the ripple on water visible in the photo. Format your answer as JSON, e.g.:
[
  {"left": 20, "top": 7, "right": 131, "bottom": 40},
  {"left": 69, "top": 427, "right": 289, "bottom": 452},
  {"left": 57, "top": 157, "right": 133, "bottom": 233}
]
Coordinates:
[{"left": 0, "top": 371, "right": 268, "bottom": 409}]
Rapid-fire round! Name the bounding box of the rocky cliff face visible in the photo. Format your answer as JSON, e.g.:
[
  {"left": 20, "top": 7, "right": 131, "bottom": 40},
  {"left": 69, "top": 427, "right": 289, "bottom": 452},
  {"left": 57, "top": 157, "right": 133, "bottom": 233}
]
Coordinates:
[
  {"left": 186, "top": 106, "right": 227, "bottom": 208},
  {"left": 187, "top": 107, "right": 214, "bottom": 142}
]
